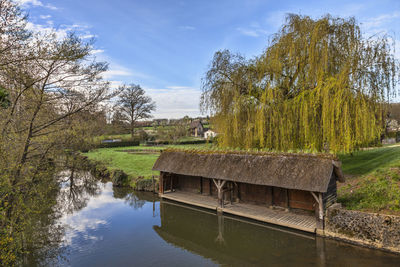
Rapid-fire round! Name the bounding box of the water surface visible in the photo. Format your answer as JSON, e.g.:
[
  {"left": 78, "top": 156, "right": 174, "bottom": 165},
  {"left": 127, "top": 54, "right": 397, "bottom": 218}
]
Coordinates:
[{"left": 55, "top": 172, "right": 400, "bottom": 266}]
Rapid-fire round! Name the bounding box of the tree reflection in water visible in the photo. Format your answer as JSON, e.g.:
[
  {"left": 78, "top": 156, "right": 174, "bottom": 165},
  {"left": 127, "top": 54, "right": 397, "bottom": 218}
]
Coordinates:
[
  {"left": 112, "top": 187, "right": 158, "bottom": 210},
  {"left": 20, "top": 158, "right": 104, "bottom": 266}
]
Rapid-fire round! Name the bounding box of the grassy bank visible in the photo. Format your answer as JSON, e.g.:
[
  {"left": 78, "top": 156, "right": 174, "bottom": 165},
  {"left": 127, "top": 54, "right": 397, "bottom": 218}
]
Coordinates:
[
  {"left": 338, "top": 144, "right": 400, "bottom": 215},
  {"left": 84, "top": 143, "right": 213, "bottom": 179}
]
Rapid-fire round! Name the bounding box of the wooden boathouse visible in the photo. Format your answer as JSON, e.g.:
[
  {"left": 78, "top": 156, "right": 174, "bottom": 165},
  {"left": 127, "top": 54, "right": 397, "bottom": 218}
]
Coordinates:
[{"left": 152, "top": 150, "right": 345, "bottom": 233}]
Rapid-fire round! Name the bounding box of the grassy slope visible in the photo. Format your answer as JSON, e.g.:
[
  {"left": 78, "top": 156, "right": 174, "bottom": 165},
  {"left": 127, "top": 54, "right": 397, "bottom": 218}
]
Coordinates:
[{"left": 338, "top": 144, "right": 400, "bottom": 214}]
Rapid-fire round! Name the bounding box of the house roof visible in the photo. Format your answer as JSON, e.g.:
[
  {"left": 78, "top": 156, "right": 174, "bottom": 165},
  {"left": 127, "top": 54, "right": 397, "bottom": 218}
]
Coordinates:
[
  {"left": 152, "top": 150, "right": 344, "bottom": 193},
  {"left": 189, "top": 120, "right": 203, "bottom": 129}
]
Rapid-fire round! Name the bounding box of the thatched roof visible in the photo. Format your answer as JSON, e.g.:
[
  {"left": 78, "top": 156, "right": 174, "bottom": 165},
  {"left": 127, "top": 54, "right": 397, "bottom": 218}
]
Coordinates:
[{"left": 152, "top": 150, "right": 345, "bottom": 193}]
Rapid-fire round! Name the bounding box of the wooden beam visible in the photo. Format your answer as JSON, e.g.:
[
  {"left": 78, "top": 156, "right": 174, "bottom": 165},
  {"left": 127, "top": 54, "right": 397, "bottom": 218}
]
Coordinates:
[
  {"left": 310, "top": 192, "right": 319, "bottom": 202},
  {"left": 318, "top": 193, "right": 324, "bottom": 220},
  {"left": 311, "top": 192, "right": 324, "bottom": 221},
  {"left": 159, "top": 172, "right": 164, "bottom": 194}
]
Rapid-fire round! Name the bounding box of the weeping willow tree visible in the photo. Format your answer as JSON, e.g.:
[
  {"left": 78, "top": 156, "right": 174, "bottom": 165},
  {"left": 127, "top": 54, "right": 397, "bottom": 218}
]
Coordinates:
[{"left": 201, "top": 14, "right": 398, "bottom": 153}]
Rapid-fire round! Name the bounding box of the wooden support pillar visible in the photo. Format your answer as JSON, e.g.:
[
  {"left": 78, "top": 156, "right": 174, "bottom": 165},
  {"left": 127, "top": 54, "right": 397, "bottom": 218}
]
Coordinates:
[
  {"left": 200, "top": 177, "right": 203, "bottom": 194},
  {"left": 159, "top": 172, "right": 164, "bottom": 194},
  {"left": 230, "top": 182, "right": 233, "bottom": 204},
  {"left": 213, "top": 179, "right": 227, "bottom": 208},
  {"left": 285, "top": 189, "right": 290, "bottom": 211},
  {"left": 170, "top": 174, "right": 173, "bottom": 192},
  {"left": 266, "top": 186, "right": 273, "bottom": 207},
  {"left": 311, "top": 191, "right": 324, "bottom": 230},
  {"left": 209, "top": 179, "right": 212, "bottom": 196}
]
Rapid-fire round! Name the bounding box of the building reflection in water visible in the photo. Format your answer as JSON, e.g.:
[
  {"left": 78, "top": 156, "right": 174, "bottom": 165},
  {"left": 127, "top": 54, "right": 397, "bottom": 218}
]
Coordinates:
[{"left": 154, "top": 200, "right": 398, "bottom": 267}]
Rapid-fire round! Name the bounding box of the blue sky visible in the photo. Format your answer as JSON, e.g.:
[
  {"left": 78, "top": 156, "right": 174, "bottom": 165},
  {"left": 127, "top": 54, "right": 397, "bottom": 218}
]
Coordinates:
[{"left": 17, "top": 0, "right": 400, "bottom": 118}]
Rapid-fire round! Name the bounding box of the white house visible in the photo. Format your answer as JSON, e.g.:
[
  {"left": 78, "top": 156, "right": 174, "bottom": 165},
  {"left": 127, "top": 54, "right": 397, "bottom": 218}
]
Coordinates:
[{"left": 204, "top": 130, "right": 217, "bottom": 139}]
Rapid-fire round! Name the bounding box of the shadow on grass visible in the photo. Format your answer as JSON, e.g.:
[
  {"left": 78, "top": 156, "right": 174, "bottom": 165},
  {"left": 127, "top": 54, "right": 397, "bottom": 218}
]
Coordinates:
[{"left": 339, "top": 145, "right": 400, "bottom": 176}]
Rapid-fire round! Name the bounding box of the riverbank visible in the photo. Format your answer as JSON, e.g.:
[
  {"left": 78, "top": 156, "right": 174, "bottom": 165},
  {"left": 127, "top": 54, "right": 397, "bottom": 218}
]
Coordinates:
[
  {"left": 82, "top": 143, "right": 214, "bottom": 191},
  {"left": 338, "top": 144, "right": 400, "bottom": 215}
]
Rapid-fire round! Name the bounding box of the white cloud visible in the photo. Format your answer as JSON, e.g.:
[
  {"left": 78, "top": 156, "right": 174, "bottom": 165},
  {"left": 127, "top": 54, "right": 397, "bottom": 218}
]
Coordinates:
[
  {"left": 81, "top": 34, "right": 96, "bottom": 39},
  {"left": 16, "top": 0, "right": 58, "bottom": 10},
  {"left": 102, "top": 69, "right": 133, "bottom": 79},
  {"left": 25, "top": 21, "right": 69, "bottom": 39},
  {"left": 237, "top": 27, "right": 268, "bottom": 37},
  {"left": 39, "top": 14, "right": 51, "bottom": 19},
  {"left": 25, "top": 21, "right": 94, "bottom": 41},
  {"left": 16, "top": 0, "right": 42, "bottom": 6},
  {"left": 91, "top": 49, "right": 105, "bottom": 55},
  {"left": 362, "top": 12, "right": 400, "bottom": 31},
  {"left": 179, "top": 25, "right": 195, "bottom": 30},
  {"left": 58, "top": 183, "right": 119, "bottom": 245},
  {"left": 146, "top": 86, "right": 202, "bottom": 118},
  {"left": 237, "top": 21, "right": 269, "bottom": 37},
  {"left": 109, "top": 80, "right": 124, "bottom": 89}
]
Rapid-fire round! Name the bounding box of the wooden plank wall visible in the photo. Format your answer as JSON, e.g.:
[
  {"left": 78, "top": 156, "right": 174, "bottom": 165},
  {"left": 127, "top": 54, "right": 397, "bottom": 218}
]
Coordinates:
[
  {"left": 289, "top": 189, "right": 316, "bottom": 211},
  {"left": 322, "top": 174, "right": 337, "bottom": 209},
  {"left": 239, "top": 183, "right": 272, "bottom": 205},
  {"left": 175, "top": 174, "right": 199, "bottom": 193},
  {"left": 166, "top": 174, "right": 326, "bottom": 213}
]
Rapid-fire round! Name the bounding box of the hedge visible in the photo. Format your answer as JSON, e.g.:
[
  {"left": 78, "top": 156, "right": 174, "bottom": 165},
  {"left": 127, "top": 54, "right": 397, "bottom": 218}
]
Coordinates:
[
  {"left": 96, "top": 140, "right": 140, "bottom": 148},
  {"left": 145, "top": 139, "right": 211, "bottom": 146}
]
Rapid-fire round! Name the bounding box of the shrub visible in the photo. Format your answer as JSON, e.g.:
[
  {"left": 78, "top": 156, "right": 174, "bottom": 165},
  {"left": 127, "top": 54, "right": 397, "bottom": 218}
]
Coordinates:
[{"left": 111, "top": 170, "right": 129, "bottom": 187}]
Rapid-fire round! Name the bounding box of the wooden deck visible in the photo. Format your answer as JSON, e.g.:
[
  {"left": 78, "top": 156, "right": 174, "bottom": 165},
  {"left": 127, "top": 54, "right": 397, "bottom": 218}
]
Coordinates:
[{"left": 160, "top": 191, "right": 317, "bottom": 233}]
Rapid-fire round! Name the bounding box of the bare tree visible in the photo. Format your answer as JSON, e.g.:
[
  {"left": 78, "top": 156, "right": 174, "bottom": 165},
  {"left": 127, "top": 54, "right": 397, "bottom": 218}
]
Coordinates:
[{"left": 115, "top": 84, "right": 156, "bottom": 138}]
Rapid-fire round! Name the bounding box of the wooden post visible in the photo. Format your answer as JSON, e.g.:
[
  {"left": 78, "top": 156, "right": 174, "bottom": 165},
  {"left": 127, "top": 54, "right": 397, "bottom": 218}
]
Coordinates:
[
  {"left": 152, "top": 175, "right": 155, "bottom": 193},
  {"left": 209, "top": 179, "right": 212, "bottom": 196},
  {"left": 285, "top": 189, "right": 290, "bottom": 211},
  {"left": 159, "top": 172, "right": 164, "bottom": 194},
  {"left": 230, "top": 182, "right": 233, "bottom": 204},
  {"left": 267, "top": 186, "right": 273, "bottom": 207},
  {"left": 170, "top": 174, "right": 173, "bottom": 192},
  {"left": 213, "top": 179, "right": 226, "bottom": 208},
  {"left": 311, "top": 191, "right": 324, "bottom": 230},
  {"left": 200, "top": 177, "right": 203, "bottom": 194}
]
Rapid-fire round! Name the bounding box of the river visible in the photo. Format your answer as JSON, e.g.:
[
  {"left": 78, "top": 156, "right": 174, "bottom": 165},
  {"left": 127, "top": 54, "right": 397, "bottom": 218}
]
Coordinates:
[{"left": 50, "top": 170, "right": 400, "bottom": 266}]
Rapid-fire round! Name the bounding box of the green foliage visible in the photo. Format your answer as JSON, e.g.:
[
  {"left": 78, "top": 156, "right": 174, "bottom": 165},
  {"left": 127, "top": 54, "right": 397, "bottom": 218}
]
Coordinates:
[
  {"left": 0, "top": 86, "right": 10, "bottom": 109},
  {"left": 111, "top": 169, "right": 129, "bottom": 187},
  {"left": 201, "top": 14, "right": 398, "bottom": 153}
]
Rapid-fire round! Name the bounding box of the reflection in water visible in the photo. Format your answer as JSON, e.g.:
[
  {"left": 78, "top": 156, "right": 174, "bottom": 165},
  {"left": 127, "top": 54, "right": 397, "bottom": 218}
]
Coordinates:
[
  {"left": 154, "top": 201, "right": 400, "bottom": 267},
  {"left": 24, "top": 166, "right": 400, "bottom": 266},
  {"left": 56, "top": 169, "right": 102, "bottom": 215}
]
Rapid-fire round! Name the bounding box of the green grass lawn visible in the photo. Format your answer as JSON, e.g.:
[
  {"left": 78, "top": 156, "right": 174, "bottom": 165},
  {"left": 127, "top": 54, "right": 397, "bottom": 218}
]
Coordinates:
[
  {"left": 339, "top": 144, "right": 400, "bottom": 176},
  {"left": 84, "top": 143, "right": 213, "bottom": 179},
  {"left": 338, "top": 144, "right": 400, "bottom": 214}
]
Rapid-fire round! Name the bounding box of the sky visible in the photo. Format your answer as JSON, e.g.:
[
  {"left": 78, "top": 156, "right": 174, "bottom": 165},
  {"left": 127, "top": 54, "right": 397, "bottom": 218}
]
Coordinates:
[{"left": 16, "top": 0, "right": 400, "bottom": 118}]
